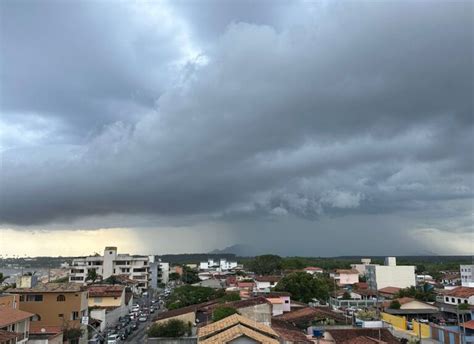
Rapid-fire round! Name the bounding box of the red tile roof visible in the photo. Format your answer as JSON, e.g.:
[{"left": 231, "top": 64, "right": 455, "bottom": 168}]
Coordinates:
[
  {"left": 88, "top": 285, "right": 124, "bottom": 298},
  {"left": 271, "top": 318, "right": 313, "bottom": 343},
  {"left": 0, "top": 330, "right": 19, "bottom": 342},
  {"left": 0, "top": 307, "right": 34, "bottom": 327},
  {"left": 304, "top": 267, "right": 323, "bottom": 271},
  {"left": 336, "top": 269, "right": 360, "bottom": 274},
  {"left": 326, "top": 328, "right": 399, "bottom": 344},
  {"left": 461, "top": 320, "right": 474, "bottom": 330},
  {"left": 445, "top": 287, "right": 474, "bottom": 298},
  {"left": 255, "top": 276, "right": 281, "bottom": 283},
  {"left": 30, "top": 325, "right": 63, "bottom": 334},
  {"left": 378, "top": 287, "right": 401, "bottom": 295}
]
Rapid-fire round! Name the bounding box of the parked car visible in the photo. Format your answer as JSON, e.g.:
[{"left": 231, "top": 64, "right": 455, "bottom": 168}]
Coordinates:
[
  {"left": 138, "top": 315, "right": 148, "bottom": 322},
  {"left": 107, "top": 334, "right": 121, "bottom": 344}
]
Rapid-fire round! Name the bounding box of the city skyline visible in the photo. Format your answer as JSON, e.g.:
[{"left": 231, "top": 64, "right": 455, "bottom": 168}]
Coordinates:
[{"left": 0, "top": 0, "right": 473, "bottom": 256}]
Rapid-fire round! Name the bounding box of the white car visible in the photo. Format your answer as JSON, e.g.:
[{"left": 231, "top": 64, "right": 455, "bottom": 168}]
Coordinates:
[
  {"left": 107, "top": 334, "right": 120, "bottom": 344},
  {"left": 138, "top": 315, "right": 148, "bottom": 322}
]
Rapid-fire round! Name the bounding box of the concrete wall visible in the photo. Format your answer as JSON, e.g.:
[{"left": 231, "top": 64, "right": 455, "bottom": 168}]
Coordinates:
[
  {"left": 381, "top": 312, "right": 407, "bottom": 330},
  {"left": 368, "top": 265, "right": 415, "bottom": 290},
  {"left": 412, "top": 320, "right": 430, "bottom": 338},
  {"left": 155, "top": 312, "right": 196, "bottom": 326},
  {"left": 90, "top": 306, "right": 129, "bottom": 331},
  {"left": 238, "top": 303, "right": 272, "bottom": 326}
]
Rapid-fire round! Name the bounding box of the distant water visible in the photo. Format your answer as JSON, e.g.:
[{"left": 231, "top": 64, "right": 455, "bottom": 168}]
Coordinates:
[{"left": 0, "top": 268, "right": 49, "bottom": 284}]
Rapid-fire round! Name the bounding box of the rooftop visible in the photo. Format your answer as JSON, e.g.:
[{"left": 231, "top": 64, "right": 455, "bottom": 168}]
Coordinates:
[
  {"left": 0, "top": 330, "right": 19, "bottom": 342},
  {"left": 88, "top": 285, "right": 124, "bottom": 298},
  {"left": 255, "top": 276, "right": 281, "bottom": 283},
  {"left": 326, "top": 328, "right": 399, "bottom": 344},
  {"left": 336, "top": 269, "right": 360, "bottom": 274},
  {"left": 445, "top": 286, "right": 474, "bottom": 298},
  {"left": 0, "top": 307, "right": 34, "bottom": 327},
  {"left": 8, "top": 282, "right": 86, "bottom": 293},
  {"left": 378, "top": 286, "right": 401, "bottom": 295}
]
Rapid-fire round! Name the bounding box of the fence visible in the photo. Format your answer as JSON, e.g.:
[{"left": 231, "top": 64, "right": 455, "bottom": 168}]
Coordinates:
[
  {"left": 381, "top": 312, "right": 407, "bottom": 331},
  {"left": 412, "top": 320, "right": 430, "bottom": 338}
]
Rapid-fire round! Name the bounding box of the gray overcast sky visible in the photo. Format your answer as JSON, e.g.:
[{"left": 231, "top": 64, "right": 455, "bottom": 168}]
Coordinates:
[{"left": 0, "top": 0, "right": 473, "bottom": 256}]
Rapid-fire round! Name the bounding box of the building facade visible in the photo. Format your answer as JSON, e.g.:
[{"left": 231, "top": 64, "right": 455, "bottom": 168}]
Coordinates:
[
  {"left": 0, "top": 294, "right": 33, "bottom": 344},
  {"left": 149, "top": 256, "right": 170, "bottom": 290},
  {"left": 461, "top": 265, "right": 474, "bottom": 287},
  {"left": 199, "top": 258, "right": 237, "bottom": 271},
  {"left": 366, "top": 257, "right": 416, "bottom": 290},
  {"left": 69, "top": 247, "right": 150, "bottom": 292},
  {"left": 8, "top": 283, "right": 88, "bottom": 344}
]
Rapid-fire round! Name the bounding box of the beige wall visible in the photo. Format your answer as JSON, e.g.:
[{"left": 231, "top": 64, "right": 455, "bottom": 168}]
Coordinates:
[
  {"left": 88, "top": 292, "right": 124, "bottom": 308},
  {"left": 16, "top": 291, "right": 88, "bottom": 329},
  {"left": 155, "top": 312, "right": 196, "bottom": 326},
  {"left": 238, "top": 304, "right": 272, "bottom": 326},
  {"left": 0, "top": 294, "right": 18, "bottom": 309}
]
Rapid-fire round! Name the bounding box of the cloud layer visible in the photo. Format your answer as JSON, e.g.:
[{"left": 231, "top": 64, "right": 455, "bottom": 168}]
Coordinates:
[{"left": 0, "top": 0, "right": 472, "bottom": 254}]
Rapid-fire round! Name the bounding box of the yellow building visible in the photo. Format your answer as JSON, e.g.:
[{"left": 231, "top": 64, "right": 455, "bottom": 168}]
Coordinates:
[{"left": 8, "top": 283, "right": 88, "bottom": 344}]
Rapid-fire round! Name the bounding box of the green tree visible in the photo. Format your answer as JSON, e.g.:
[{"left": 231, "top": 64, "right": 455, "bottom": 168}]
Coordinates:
[
  {"left": 169, "top": 272, "right": 181, "bottom": 281},
  {"left": 0, "top": 273, "right": 8, "bottom": 284},
  {"left": 342, "top": 291, "right": 351, "bottom": 300},
  {"left": 86, "top": 269, "right": 99, "bottom": 283},
  {"left": 220, "top": 292, "right": 241, "bottom": 302},
  {"left": 212, "top": 306, "right": 238, "bottom": 322},
  {"left": 247, "top": 255, "right": 282, "bottom": 275},
  {"left": 147, "top": 319, "right": 192, "bottom": 338},
  {"left": 166, "top": 286, "right": 221, "bottom": 310},
  {"left": 181, "top": 266, "right": 200, "bottom": 284},
  {"left": 103, "top": 275, "right": 121, "bottom": 285},
  {"left": 275, "top": 272, "right": 331, "bottom": 303},
  {"left": 389, "top": 300, "right": 401, "bottom": 309},
  {"left": 458, "top": 303, "right": 469, "bottom": 310},
  {"left": 63, "top": 327, "right": 84, "bottom": 342}
]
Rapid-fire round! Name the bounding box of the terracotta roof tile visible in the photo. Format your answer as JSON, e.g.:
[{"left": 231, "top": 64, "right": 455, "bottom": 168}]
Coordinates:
[
  {"left": 255, "top": 276, "right": 281, "bottom": 283},
  {"left": 0, "top": 307, "right": 34, "bottom": 327},
  {"left": 0, "top": 330, "right": 19, "bottom": 342},
  {"left": 461, "top": 320, "right": 474, "bottom": 330},
  {"left": 200, "top": 324, "right": 279, "bottom": 344},
  {"left": 445, "top": 287, "right": 474, "bottom": 298},
  {"left": 378, "top": 287, "right": 401, "bottom": 295},
  {"left": 198, "top": 314, "right": 278, "bottom": 339},
  {"left": 88, "top": 285, "right": 124, "bottom": 298},
  {"left": 8, "top": 283, "right": 86, "bottom": 293}
]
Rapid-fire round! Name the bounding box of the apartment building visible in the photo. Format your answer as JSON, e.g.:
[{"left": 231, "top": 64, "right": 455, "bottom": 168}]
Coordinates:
[
  {"left": 69, "top": 247, "right": 150, "bottom": 292},
  {"left": 199, "top": 258, "right": 238, "bottom": 271},
  {"left": 330, "top": 269, "right": 360, "bottom": 286},
  {"left": 366, "top": 257, "right": 416, "bottom": 290},
  {"left": 460, "top": 265, "right": 474, "bottom": 287},
  {"left": 7, "top": 283, "right": 88, "bottom": 344},
  {"left": 0, "top": 293, "right": 33, "bottom": 344},
  {"left": 149, "top": 256, "right": 170, "bottom": 289}
]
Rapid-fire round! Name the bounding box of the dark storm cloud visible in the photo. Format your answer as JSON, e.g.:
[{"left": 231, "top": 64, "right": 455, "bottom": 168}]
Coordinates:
[{"left": 0, "top": 0, "right": 472, "bottom": 242}]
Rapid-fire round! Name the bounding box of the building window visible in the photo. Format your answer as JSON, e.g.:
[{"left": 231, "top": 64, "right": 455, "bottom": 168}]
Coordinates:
[
  {"left": 445, "top": 297, "right": 449, "bottom": 302},
  {"left": 464, "top": 300, "right": 468, "bottom": 304},
  {"left": 58, "top": 314, "right": 64, "bottom": 318},
  {"left": 94, "top": 297, "right": 102, "bottom": 303},
  {"left": 26, "top": 295, "right": 43, "bottom": 302},
  {"left": 19, "top": 295, "right": 25, "bottom": 302},
  {"left": 31, "top": 314, "right": 41, "bottom": 321},
  {"left": 451, "top": 298, "right": 455, "bottom": 303},
  {"left": 57, "top": 295, "right": 66, "bottom": 302},
  {"left": 458, "top": 299, "right": 461, "bottom": 304},
  {"left": 71, "top": 311, "right": 79, "bottom": 320},
  {"left": 285, "top": 300, "right": 289, "bottom": 304}
]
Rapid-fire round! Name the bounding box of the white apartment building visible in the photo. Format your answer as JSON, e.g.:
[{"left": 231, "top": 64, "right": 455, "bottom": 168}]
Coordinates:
[
  {"left": 149, "top": 256, "right": 170, "bottom": 289},
  {"left": 69, "top": 247, "right": 150, "bottom": 292},
  {"left": 460, "top": 264, "right": 474, "bottom": 287},
  {"left": 366, "top": 257, "right": 416, "bottom": 290},
  {"left": 351, "top": 258, "right": 378, "bottom": 275},
  {"left": 199, "top": 258, "right": 238, "bottom": 271}
]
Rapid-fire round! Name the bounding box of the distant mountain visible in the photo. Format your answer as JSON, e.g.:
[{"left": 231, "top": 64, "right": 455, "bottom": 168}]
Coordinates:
[{"left": 209, "top": 244, "right": 257, "bottom": 257}]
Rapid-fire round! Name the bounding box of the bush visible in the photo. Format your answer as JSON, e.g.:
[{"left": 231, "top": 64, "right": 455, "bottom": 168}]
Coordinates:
[
  {"left": 389, "top": 300, "right": 401, "bottom": 309},
  {"left": 275, "top": 272, "right": 331, "bottom": 303},
  {"left": 166, "top": 285, "right": 222, "bottom": 310},
  {"left": 212, "top": 306, "right": 238, "bottom": 322},
  {"left": 147, "top": 319, "right": 192, "bottom": 338},
  {"left": 220, "top": 292, "right": 241, "bottom": 302}
]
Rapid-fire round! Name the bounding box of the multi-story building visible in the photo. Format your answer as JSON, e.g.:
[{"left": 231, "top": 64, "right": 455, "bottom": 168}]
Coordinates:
[
  {"left": 461, "top": 265, "right": 474, "bottom": 287},
  {"left": 149, "top": 257, "right": 169, "bottom": 290},
  {"left": 7, "top": 283, "right": 88, "bottom": 344},
  {"left": 351, "top": 258, "right": 378, "bottom": 276},
  {"left": 366, "top": 257, "right": 416, "bottom": 290},
  {"left": 0, "top": 293, "right": 33, "bottom": 344},
  {"left": 199, "top": 258, "right": 238, "bottom": 271},
  {"left": 69, "top": 247, "right": 150, "bottom": 292},
  {"left": 330, "top": 269, "right": 360, "bottom": 286}
]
